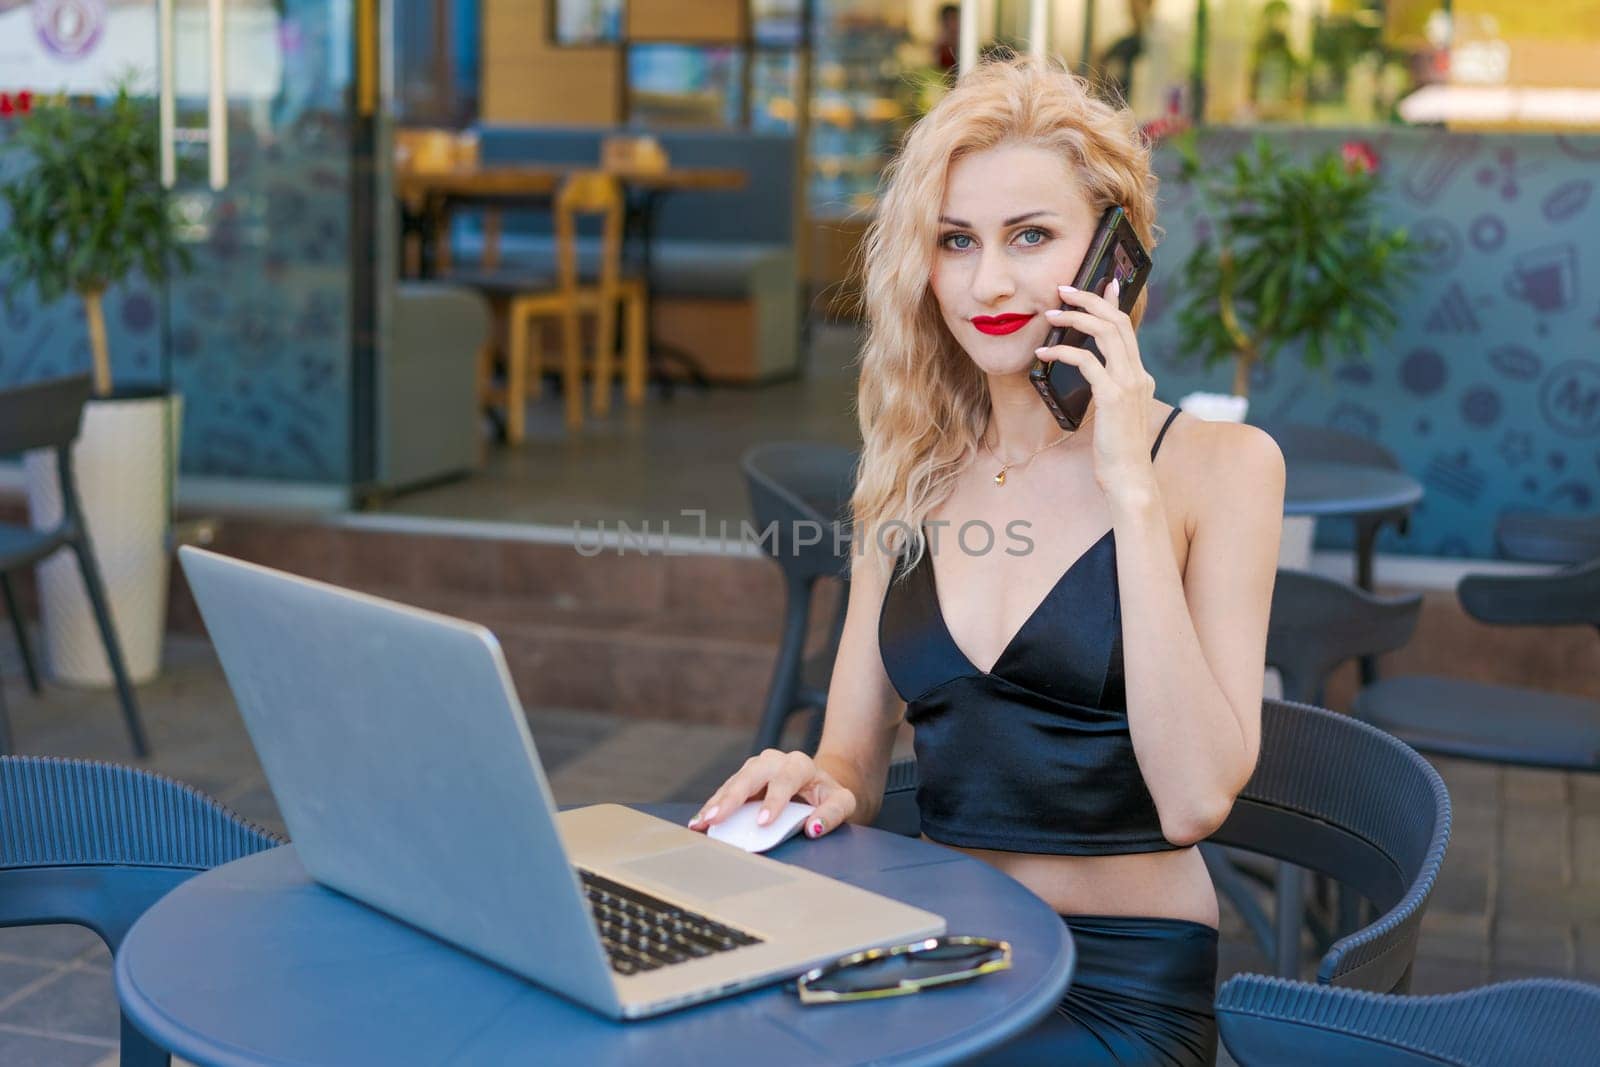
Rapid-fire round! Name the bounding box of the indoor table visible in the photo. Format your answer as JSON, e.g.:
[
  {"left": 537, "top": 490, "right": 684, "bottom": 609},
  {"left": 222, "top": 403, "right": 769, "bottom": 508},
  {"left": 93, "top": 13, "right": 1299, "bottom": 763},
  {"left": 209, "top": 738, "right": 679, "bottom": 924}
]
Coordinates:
[
  {"left": 115, "top": 803, "right": 1075, "bottom": 1067},
  {"left": 397, "top": 164, "right": 745, "bottom": 393}
]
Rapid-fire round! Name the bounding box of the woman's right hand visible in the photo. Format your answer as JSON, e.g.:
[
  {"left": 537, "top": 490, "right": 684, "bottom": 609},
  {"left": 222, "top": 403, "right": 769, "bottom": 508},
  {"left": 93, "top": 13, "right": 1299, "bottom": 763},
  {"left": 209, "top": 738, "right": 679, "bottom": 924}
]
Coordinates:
[{"left": 688, "top": 749, "right": 858, "bottom": 840}]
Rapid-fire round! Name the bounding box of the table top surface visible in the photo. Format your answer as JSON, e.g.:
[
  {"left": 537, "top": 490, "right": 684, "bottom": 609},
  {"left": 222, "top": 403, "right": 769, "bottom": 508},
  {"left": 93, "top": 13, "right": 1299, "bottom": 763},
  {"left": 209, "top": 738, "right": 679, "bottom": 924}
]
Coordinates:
[
  {"left": 116, "top": 803, "right": 1075, "bottom": 1067},
  {"left": 1283, "top": 459, "right": 1425, "bottom": 518},
  {"left": 397, "top": 165, "right": 746, "bottom": 200}
]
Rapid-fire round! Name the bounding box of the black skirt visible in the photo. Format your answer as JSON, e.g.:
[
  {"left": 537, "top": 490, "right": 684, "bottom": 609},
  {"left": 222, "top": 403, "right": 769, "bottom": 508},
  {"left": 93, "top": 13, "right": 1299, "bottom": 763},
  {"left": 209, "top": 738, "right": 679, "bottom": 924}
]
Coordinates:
[{"left": 970, "top": 914, "right": 1218, "bottom": 1066}]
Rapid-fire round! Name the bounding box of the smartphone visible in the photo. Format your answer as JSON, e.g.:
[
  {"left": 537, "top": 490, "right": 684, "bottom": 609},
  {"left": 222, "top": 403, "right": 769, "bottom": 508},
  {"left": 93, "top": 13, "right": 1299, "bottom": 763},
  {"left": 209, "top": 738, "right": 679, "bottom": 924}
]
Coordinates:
[{"left": 1028, "top": 205, "right": 1153, "bottom": 431}]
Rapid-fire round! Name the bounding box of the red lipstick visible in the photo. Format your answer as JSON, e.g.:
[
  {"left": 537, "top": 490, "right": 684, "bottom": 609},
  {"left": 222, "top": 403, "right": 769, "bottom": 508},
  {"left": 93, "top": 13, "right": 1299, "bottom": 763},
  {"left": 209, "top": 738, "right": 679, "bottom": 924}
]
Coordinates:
[{"left": 971, "top": 313, "right": 1036, "bottom": 336}]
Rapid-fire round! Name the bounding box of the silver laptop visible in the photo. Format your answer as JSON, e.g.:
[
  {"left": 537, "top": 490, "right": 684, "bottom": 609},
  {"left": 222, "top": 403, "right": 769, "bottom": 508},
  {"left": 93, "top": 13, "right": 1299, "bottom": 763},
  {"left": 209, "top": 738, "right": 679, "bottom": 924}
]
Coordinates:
[{"left": 179, "top": 546, "right": 943, "bottom": 1019}]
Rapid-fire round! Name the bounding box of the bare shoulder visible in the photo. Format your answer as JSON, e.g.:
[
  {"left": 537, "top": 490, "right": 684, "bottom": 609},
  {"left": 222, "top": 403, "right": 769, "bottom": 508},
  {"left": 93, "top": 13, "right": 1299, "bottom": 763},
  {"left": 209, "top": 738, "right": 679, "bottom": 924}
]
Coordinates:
[{"left": 1165, "top": 414, "right": 1286, "bottom": 532}]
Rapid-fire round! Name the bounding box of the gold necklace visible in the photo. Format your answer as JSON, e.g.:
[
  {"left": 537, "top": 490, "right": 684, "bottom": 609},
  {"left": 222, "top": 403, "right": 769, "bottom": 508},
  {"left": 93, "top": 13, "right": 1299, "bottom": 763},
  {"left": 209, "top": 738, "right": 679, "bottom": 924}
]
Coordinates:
[{"left": 984, "top": 430, "right": 1072, "bottom": 487}]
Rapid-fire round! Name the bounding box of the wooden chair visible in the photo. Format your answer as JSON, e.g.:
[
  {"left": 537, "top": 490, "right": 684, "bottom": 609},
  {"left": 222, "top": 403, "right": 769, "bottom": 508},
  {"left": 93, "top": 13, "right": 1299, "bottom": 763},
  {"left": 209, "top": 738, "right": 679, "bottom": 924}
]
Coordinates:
[{"left": 503, "top": 172, "right": 647, "bottom": 438}]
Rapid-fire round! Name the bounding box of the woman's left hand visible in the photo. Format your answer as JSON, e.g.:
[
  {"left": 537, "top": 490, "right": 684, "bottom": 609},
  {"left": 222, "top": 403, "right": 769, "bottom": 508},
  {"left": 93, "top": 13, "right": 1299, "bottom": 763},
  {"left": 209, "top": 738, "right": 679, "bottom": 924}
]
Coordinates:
[{"left": 1036, "top": 278, "right": 1157, "bottom": 501}]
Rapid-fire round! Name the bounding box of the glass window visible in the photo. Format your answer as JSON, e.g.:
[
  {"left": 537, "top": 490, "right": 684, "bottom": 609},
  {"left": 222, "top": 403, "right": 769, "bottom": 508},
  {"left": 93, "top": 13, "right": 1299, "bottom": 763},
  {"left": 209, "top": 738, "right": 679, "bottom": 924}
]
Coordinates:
[
  {"left": 754, "top": 0, "right": 805, "bottom": 45},
  {"left": 554, "top": 0, "right": 622, "bottom": 45},
  {"left": 627, "top": 46, "right": 745, "bottom": 128},
  {"left": 752, "top": 50, "right": 801, "bottom": 132}
]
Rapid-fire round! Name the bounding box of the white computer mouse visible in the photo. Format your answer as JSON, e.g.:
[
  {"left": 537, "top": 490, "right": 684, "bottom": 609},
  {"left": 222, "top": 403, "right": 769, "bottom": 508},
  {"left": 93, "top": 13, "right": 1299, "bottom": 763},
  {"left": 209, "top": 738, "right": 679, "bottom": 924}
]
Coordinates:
[{"left": 706, "top": 800, "right": 816, "bottom": 853}]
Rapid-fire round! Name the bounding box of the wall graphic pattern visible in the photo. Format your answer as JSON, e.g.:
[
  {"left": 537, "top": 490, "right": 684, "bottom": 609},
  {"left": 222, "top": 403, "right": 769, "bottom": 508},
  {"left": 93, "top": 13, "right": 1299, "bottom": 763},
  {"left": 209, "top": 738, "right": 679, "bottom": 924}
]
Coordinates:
[
  {"left": 1141, "top": 128, "right": 1600, "bottom": 560},
  {"left": 0, "top": 27, "right": 353, "bottom": 486}
]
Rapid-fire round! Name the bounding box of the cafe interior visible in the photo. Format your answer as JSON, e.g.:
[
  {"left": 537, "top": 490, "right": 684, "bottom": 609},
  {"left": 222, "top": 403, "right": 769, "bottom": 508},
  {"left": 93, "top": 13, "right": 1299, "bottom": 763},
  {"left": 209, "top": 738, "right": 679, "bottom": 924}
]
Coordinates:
[{"left": 1, "top": 0, "right": 1599, "bottom": 1062}]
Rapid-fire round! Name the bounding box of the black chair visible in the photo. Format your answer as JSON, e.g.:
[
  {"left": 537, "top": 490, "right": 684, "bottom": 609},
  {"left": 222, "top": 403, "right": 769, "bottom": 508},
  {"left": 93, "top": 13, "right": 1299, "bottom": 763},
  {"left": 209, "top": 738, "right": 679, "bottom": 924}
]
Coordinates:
[
  {"left": 0, "top": 755, "right": 284, "bottom": 1066},
  {"left": 879, "top": 699, "right": 1451, "bottom": 996},
  {"left": 741, "top": 442, "right": 856, "bottom": 756},
  {"left": 1217, "top": 975, "right": 1600, "bottom": 1066},
  {"left": 1208, "top": 570, "right": 1425, "bottom": 978},
  {"left": 0, "top": 376, "right": 149, "bottom": 757},
  {"left": 1353, "top": 555, "right": 1600, "bottom": 771}
]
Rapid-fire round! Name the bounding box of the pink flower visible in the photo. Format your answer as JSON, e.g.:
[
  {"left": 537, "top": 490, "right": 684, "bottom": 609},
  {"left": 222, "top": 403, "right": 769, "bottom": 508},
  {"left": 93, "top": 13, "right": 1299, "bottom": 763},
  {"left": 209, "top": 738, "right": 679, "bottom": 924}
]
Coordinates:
[{"left": 1341, "top": 140, "right": 1379, "bottom": 176}]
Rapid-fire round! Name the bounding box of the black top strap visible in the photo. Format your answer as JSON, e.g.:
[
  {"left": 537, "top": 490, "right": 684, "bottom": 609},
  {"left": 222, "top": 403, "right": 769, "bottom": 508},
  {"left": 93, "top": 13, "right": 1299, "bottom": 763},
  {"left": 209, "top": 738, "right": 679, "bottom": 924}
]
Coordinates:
[{"left": 1149, "top": 408, "right": 1181, "bottom": 461}]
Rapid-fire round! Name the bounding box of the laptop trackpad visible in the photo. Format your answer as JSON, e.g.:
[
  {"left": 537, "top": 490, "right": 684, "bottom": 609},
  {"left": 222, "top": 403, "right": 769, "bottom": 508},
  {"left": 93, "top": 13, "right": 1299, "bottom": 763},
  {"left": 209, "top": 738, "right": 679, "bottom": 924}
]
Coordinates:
[{"left": 619, "top": 845, "right": 796, "bottom": 901}]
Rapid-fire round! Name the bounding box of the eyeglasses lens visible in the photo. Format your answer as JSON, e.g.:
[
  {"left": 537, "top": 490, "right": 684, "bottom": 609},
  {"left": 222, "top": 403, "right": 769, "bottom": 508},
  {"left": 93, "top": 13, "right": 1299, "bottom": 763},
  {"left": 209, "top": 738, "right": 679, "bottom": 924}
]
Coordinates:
[{"left": 805, "top": 942, "right": 1003, "bottom": 996}]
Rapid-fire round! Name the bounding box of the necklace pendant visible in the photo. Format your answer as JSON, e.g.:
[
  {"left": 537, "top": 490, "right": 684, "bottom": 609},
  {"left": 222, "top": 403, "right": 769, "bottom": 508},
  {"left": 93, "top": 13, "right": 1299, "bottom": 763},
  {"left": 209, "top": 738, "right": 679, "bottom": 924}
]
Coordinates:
[{"left": 994, "top": 469, "right": 1007, "bottom": 487}]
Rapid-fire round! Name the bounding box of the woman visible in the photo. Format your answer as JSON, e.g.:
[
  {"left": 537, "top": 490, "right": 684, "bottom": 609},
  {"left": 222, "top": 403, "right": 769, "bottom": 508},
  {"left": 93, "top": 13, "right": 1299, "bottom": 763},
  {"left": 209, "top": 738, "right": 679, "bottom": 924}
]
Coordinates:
[{"left": 692, "top": 56, "right": 1283, "bottom": 1065}]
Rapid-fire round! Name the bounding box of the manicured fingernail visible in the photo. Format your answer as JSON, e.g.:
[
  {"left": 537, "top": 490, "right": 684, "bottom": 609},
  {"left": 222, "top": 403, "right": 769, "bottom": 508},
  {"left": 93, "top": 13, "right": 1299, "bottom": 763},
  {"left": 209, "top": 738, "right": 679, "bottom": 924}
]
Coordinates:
[
  {"left": 1035, "top": 347, "right": 1049, "bottom": 356},
  {"left": 757, "top": 808, "right": 772, "bottom": 826},
  {"left": 692, "top": 805, "right": 717, "bottom": 826},
  {"left": 1058, "top": 284, "right": 1077, "bottom": 293},
  {"left": 809, "top": 819, "right": 824, "bottom": 837}
]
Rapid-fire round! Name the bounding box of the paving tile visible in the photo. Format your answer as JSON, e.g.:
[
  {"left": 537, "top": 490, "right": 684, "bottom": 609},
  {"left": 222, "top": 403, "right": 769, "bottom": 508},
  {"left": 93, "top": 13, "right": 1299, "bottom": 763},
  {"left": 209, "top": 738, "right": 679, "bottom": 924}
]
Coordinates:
[
  {"left": 1407, "top": 954, "right": 1489, "bottom": 994},
  {"left": 0, "top": 928, "right": 102, "bottom": 967},
  {"left": 1574, "top": 813, "right": 1600, "bottom": 886},
  {"left": 547, "top": 720, "right": 744, "bottom": 807},
  {"left": 1574, "top": 776, "right": 1600, "bottom": 816},
  {"left": 1501, "top": 767, "right": 1570, "bottom": 809},
  {"left": 1577, "top": 924, "right": 1600, "bottom": 981},
  {"left": 0, "top": 969, "right": 121, "bottom": 1042},
  {"left": 1499, "top": 809, "right": 1571, "bottom": 891},
  {"left": 0, "top": 960, "right": 55, "bottom": 1005},
  {"left": 1491, "top": 917, "right": 1573, "bottom": 973},
  {"left": 0, "top": 1028, "right": 111, "bottom": 1067}
]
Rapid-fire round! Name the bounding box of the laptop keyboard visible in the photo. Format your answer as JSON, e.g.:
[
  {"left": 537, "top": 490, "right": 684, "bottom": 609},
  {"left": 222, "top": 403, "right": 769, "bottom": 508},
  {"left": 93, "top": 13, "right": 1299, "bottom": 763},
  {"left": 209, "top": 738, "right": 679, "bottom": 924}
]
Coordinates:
[{"left": 578, "top": 868, "right": 763, "bottom": 975}]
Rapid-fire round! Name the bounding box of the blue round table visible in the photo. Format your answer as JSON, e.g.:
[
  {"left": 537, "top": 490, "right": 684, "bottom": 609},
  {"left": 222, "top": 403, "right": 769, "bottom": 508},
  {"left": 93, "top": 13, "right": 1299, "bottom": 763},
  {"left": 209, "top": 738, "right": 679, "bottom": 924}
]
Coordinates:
[{"left": 114, "top": 803, "right": 1075, "bottom": 1066}]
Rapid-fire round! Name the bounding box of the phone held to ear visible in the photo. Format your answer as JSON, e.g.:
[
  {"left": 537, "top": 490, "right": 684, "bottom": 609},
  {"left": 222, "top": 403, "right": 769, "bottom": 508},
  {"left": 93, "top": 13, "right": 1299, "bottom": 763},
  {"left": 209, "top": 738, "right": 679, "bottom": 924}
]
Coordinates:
[{"left": 1028, "top": 205, "right": 1153, "bottom": 431}]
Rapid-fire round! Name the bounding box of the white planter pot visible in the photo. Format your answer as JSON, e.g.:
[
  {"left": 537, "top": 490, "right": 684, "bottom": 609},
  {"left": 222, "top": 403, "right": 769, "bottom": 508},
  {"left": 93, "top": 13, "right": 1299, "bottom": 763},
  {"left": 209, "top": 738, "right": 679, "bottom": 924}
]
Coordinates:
[{"left": 24, "top": 392, "right": 182, "bottom": 687}]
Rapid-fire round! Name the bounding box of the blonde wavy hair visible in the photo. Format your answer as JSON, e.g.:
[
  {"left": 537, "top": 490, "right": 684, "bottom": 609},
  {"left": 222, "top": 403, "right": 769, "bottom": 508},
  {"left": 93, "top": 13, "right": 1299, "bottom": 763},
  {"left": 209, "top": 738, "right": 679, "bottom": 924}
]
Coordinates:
[{"left": 851, "top": 54, "right": 1162, "bottom": 579}]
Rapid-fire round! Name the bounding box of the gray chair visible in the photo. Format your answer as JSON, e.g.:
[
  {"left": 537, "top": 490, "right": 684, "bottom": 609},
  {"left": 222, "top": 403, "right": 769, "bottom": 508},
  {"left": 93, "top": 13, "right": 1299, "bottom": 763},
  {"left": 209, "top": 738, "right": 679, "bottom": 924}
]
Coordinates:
[
  {"left": 374, "top": 282, "right": 492, "bottom": 495},
  {"left": 1495, "top": 510, "right": 1600, "bottom": 566},
  {"left": 1218, "top": 975, "right": 1600, "bottom": 1066},
  {"left": 0, "top": 755, "right": 284, "bottom": 1066},
  {"left": 1264, "top": 421, "right": 1412, "bottom": 683},
  {"left": 0, "top": 376, "right": 148, "bottom": 757},
  {"left": 1208, "top": 698, "right": 1450, "bottom": 994},
  {"left": 741, "top": 442, "right": 856, "bottom": 756},
  {"left": 879, "top": 698, "right": 1451, "bottom": 994},
  {"left": 1208, "top": 569, "right": 1425, "bottom": 978},
  {"left": 1354, "top": 554, "right": 1600, "bottom": 771}
]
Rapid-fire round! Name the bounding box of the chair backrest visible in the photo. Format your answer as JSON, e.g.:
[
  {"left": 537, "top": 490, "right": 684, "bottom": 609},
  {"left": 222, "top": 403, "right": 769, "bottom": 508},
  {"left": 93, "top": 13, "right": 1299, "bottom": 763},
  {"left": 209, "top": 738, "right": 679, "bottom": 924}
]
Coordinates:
[
  {"left": 1209, "top": 699, "right": 1451, "bottom": 993},
  {"left": 1456, "top": 555, "right": 1600, "bottom": 633},
  {"left": 740, "top": 442, "right": 857, "bottom": 584},
  {"left": 0, "top": 756, "right": 282, "bottom": 874},
  {"left": 1496, "top": 511, "right": 1600, "bottom": 566},
  {"left": 0, "top": 375, "right": 91, "bottom": 458},
  {"left": 1262, "top": 422, "right": 1402, "bottom": 471},
  {"left": 1266, "top": 570, "right": 1423, "bottom": 704},
  {"left": 1217, "top": 975, "right": 1600, "bottom": 1066},
  {"left": 0, "top": 757, "right": 283, "bottom": 1067},
  {"left": 554, "top": 170, "right": 623, "bottom": 300},
  {"left": 395, "top": 126, "right": 478, "bottom": 173}
]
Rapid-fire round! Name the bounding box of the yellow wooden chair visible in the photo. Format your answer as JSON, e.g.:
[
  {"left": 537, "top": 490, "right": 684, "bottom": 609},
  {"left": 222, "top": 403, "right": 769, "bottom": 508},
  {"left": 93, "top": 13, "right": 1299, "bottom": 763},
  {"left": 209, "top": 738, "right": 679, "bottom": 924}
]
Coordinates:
[{"left": 503, "top": 172, "right": 648, "bottom": 439}]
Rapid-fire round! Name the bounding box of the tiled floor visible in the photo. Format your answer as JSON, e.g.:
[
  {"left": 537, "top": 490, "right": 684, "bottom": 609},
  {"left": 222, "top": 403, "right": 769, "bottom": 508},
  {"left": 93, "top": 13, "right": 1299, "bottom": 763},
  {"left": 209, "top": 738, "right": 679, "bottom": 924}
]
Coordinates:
[
  {"left": 3, "top": 632, "right": 1598, "bottom": 1064},
  {"left": 374, "top": 321, "right": 864, "bottom": 531}
]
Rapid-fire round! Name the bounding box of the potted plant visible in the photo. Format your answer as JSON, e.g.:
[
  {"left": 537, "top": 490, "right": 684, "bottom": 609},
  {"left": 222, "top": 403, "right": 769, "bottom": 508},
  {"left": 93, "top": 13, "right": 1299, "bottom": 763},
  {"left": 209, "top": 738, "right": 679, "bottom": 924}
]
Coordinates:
[
  {"left": 1170, "top": 131, "right": 1419, "bottom": 420},
  {"left": 0, "top": 82, "right": 192, "bottom": 687},
  {"left": 1168, "top": 132, "right": 1419, "bottom": 570}
]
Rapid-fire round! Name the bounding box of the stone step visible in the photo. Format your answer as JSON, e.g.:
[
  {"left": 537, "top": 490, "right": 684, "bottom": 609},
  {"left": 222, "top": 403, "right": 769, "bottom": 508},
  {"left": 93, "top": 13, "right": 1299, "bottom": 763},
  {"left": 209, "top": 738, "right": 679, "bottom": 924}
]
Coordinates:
[{"left": 157, "top": 516, "right": 844, "bottom": 729}]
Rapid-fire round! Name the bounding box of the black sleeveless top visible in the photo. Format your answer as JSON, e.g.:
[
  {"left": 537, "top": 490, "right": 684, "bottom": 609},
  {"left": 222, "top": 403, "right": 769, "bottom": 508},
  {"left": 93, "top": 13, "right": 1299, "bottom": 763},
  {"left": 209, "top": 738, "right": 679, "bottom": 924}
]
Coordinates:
[{"left": 877, "top": 408, "right": 1183, "bottom": 855}]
